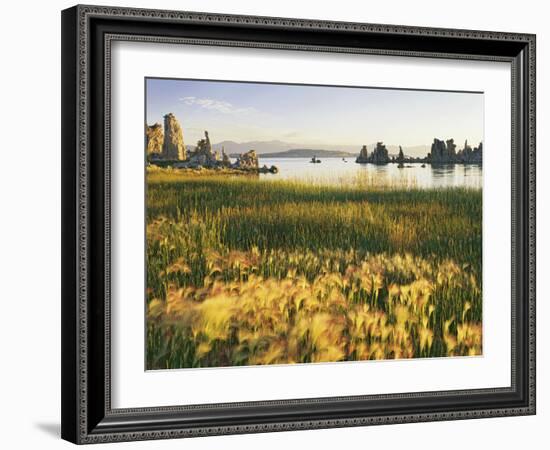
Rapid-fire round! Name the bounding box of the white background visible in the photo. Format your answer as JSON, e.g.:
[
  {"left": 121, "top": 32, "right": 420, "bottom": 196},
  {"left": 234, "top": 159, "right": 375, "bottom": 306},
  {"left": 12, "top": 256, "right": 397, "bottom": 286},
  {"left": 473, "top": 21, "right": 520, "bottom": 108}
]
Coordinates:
[
  {"left": 0, "top": 0, "right": 546, "bottom": 449},
  {"left": 112, "top": 42, "right": 511, "bottom": 408}
]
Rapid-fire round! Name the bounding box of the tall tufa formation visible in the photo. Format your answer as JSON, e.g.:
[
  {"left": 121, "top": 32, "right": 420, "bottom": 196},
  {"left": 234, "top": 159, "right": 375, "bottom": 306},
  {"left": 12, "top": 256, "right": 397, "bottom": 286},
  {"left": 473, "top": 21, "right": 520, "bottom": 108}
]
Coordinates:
[
  {"left": 370, "top": 142, "right": 390, "bottom": 164},
  {"left": 456, "top": 140, "right": 482, "bottom": 163},
  {"left": 429, "top": 138, "right": 451, "bottom": 163},
  {"left": 196, "top": 130, "right": 214, "bottom": 157},
  {"left": 162, "top": 113, "right": 186, "bottom": 160},
  {"left": 427, "top": 138, "right": 482, "bottom": 164},
  {"left": 221, "top": 146, "right": 231, "bottom": 167},
  {"left": 356, "top": 145, "right": 369, "bottom": 163},
  {"left": 396, "top": 146, "right": 405, "bottom": 168},
  {"left": 397, "top": 146, "right": 405, "bottom": 163},
  {"left": 356, "top": 143, "right": 390, "bottom": 164},
  {"left": 473, "top": 142, "right": 483, "bottom": 163},
  {"left": 188, "top": 130, "right": 218, "bottom": 166},
  {"left": 446, "top": 138, "right": 457, "bottom": 158},
  {"left": 429, "top": 138, "right": 458, "bottom": 163},
  {"left": 146, "top": 118, "right": 278, "bottom": 173},
  {"left": 145, "top": 123, "right": 163, "bottom": 156},
  {"left": 145, "top": 123, "right": 164, "bottom": 157}
]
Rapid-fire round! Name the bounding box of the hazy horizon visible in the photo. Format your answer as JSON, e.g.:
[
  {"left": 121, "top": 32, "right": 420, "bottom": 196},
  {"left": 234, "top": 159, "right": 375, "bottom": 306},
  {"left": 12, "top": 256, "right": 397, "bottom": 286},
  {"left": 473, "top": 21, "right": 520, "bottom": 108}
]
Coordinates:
[{"left": 146, "top": 78, "right": 484, "bottom": 156}]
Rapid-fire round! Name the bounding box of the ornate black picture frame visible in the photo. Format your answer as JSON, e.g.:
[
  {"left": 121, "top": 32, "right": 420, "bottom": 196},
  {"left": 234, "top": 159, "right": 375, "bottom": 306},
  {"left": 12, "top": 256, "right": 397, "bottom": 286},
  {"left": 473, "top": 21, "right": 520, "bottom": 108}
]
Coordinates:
[{"left": 61, "top": 4, "right": 536, "bottom": 444}]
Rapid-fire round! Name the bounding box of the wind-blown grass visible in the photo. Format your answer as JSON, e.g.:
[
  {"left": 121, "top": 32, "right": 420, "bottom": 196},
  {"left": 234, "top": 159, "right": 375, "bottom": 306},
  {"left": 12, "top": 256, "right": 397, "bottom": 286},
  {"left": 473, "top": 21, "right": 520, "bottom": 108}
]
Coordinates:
[{"left": 146, "top": 170, "right": 482, "bottom": 369}]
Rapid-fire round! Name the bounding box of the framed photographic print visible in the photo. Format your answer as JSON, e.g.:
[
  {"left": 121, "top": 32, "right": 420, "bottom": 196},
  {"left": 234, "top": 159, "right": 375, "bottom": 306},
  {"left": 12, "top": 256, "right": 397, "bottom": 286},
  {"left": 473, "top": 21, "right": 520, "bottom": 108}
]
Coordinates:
[{"left": 61, "top": 5, "right": 536, "bottom": 444}]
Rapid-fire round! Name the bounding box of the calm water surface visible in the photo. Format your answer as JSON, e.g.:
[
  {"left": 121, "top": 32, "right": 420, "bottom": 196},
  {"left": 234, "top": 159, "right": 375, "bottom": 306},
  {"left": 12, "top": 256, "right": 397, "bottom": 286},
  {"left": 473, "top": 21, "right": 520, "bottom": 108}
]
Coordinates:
[{"left": 258, "top": 157, "right": 482, "bottom": 189}]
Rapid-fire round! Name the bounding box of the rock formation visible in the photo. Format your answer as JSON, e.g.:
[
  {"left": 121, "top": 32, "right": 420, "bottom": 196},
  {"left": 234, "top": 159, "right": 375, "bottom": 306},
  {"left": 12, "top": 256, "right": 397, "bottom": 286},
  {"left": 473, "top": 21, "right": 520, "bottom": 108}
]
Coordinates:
[
  {"left": 446, "top": 138, "right": 457, "bottom": 158},
  {"left": 145, "top": 123, "right": 163, "bottom": 156},
  {"left": 371, "top": 142, "right": 390, "bottom": 164},
  {"left": 168, "top": 132, "right": 276, "bottom": 173},
  {"left": 234, "top": 150, "right": 259, "bottom": 170},
  {"left": 356, "top": 143, "right": 390, "bottom": 164},
  {"left": 259, "top": 164, "right": 279, "bottom": 174},
  {"left": 221, "top": 147, "right": 231, "bottom": 167},
  {"left": 148, "top": 116, "right": 278, "bottom": 174},
  {"left": 427, "top": 138, "right": 482, "bottom": 164},
  {"left": 429, "top": 138, "right": 450, "bottom": 163},
  {"left": 456, "top": 140, "right": 482, "bottom": 163},
  {"left": 397, "top": 146, "right": 405, "bottom": 163},
  {"left": 396, "top": 146, "right": 405, "bottom": 168},
  {"left": 356, "top": 145, "right": 369, "bottom": 163},
  {"left": 472, "top": 142, "right": 483, "bottom": 163},
  {"left": 187, "top": 130, "right": 218, "bottom": 166},
  {"left": 162, "top": 113, "right": 186, "bottom": 160},
  {"left": 429, "top": 138, "right": 460, "bottom": 163}
]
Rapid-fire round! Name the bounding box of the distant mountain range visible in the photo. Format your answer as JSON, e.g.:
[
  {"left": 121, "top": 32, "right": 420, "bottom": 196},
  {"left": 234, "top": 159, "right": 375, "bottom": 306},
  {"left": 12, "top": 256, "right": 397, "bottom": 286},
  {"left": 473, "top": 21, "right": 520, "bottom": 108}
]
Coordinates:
[
  {"left": 236, "top": 149, "right": 356, "bottom": 158},
  {"left": 211, "top": 140, "right": 296, "bottom": 155},
  {"left": 206, "top": 140, "right": 430, "bottom": 158}
]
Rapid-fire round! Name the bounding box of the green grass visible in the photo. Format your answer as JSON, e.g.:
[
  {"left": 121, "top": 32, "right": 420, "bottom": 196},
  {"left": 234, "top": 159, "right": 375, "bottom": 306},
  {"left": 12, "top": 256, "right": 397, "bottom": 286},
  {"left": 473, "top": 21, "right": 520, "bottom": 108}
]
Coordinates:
[{"left": 145, "top": 170, "right": 482, "bottom": 369}]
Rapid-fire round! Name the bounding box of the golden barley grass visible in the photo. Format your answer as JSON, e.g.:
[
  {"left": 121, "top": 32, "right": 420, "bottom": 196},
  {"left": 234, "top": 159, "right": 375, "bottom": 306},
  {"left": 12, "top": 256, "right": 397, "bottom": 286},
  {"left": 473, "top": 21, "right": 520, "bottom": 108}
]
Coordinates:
[{"left": 146, "top": 170, "right": 482, "bottom": 369}]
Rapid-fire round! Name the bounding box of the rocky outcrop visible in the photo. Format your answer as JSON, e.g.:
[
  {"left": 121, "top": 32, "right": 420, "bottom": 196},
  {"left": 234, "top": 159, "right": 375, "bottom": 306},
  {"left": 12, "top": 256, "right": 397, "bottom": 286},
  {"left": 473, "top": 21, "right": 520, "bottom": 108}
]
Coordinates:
[
  {"left": 457, "top": 140, "right": 482, "bottom": 163},
  {"left": 356, "top": 145, "right": 369, "bottom": 163},
  {"left": 396, "top": 146, "right": 405, "bottom": 168},
  {"left": 356, "top": 143, "right": 390, "bottom": 164},
  {"left": 231, "top": 150, "right": 276, "bottom": 172},
  {"left": 187, "top": 130, "right": 218, "bottom": 166},
  {"left": 147, "top": 113, "right": 279, "bottom": 173},
  {"left": 427, "top": 138, "right": 482, "bottom": 164},
  {"left": 428, "top": 138, "right": 458, "bottom": 163},
  {"left": 162, "top": 113, "right": 186, "bottom": 160},
  {"left": 146, "top": 123, "right": 163, "bottom": 156},
  {"left": 234, "top": 150, "right": 259, "bottom": 170},
  {"left": 259, "top": 164, "right": 279, "bottom": 174},
  {"left": 429, "top": 138, "right": 452, "bottom": 163},
  {"left": 371, "top": 142, "right": 390, "bottom": 164},
  {"left": 165, "top": 131, "right": 277, "bottom": 174},
  {"left": 397, "top": 146, "right": 405, "bottom": 163},
  {"left": 233, "top": 150, "right": 276, "bottom": 173},
  {"left": 471, "top": 142, "right": 483, "bottom": 163},
  {"left": 221, "top": 147, "right": 231, "bottom": 167},
  {"left": 446, "top": 139, "right": 457, "bottom": 159}
]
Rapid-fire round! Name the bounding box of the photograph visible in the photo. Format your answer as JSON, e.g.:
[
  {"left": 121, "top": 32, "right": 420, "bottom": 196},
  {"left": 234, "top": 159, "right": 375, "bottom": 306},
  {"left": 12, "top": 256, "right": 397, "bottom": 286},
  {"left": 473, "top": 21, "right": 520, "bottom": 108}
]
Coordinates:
[
  {"left": 53, "top": 2, "right": 537, "bottom": 445},
  {"left": 145, "top": 78, "right": 484, "bottom": 370}
]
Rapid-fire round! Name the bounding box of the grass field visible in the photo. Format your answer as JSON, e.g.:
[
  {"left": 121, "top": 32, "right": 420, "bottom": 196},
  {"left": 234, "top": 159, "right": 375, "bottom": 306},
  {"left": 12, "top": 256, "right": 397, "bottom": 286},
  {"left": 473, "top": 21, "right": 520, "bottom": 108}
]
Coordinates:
[{"left": 146, "top": 169, "right": 482, "bottom": 370}]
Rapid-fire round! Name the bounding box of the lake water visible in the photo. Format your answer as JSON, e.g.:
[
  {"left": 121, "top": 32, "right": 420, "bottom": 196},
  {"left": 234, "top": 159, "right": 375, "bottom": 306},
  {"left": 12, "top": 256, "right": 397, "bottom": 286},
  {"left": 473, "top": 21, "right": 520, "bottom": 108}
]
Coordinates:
[{"left": 258, "top": 158, "right": 482, "bottom": 189}]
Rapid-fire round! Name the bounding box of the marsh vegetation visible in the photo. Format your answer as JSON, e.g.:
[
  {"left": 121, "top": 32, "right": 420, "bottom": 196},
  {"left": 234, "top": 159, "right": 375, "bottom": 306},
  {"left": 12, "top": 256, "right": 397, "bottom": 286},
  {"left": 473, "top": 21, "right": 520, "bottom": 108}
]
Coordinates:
[{"left": 145, "top": 169, "right": 482, "bottom": 369}]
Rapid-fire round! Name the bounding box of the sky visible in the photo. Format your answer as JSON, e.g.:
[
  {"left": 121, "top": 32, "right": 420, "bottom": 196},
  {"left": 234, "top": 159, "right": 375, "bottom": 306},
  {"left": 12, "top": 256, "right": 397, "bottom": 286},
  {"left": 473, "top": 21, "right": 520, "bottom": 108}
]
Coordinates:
[{"left": 146, "top": 78, "right": 484, "bottom": 152}]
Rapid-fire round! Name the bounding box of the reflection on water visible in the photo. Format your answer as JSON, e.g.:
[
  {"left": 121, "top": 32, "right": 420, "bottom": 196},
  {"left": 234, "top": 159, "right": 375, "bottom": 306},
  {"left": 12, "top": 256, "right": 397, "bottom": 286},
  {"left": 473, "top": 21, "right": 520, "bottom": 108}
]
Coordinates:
[{"left": 258, "top": 158, "right": 482, "bottom": 189}]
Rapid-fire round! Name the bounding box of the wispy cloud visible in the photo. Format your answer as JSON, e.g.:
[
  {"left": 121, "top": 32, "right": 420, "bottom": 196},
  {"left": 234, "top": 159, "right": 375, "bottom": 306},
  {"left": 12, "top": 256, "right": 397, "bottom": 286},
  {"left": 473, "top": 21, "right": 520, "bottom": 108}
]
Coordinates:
[{"left": 180, "top": 96, "right": 255, "bottom": 114}]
